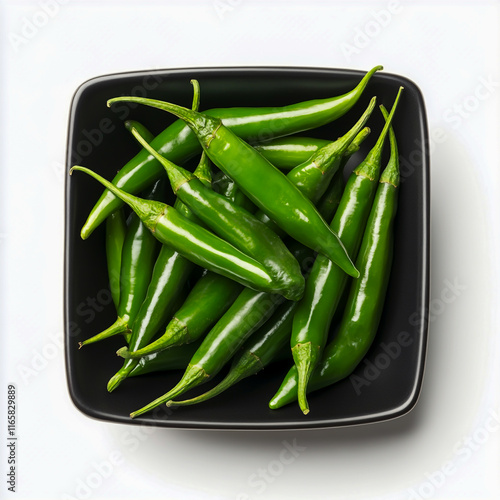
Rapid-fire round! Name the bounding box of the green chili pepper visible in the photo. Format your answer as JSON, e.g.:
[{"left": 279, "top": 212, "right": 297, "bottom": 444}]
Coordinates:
[
  {"left": 290, "top": 87, "right": 403, "bottom": 414},
  {"left": 128, "top": 236, "right": 319, "bottom": 418},
  {"left": 167, "top": 301, "right": 297, "bottom": 408},
  {"left": 286, "top": 101, "right": 374, "bottom": 203},
  {"left": 129, "top": 339, "right": 203, "bottom": 377},
  {"left": 71, "top": 167, "right": 277, "bottom": 293},
  {"left": 104, "top": 119, "right": 154, "bottom": 311},
  {"left": 129, "top": 126, "right": 305, "bottom": 301},
  {"left": 255, "top": 137, "right": 330, "bottom": 169},
  {"left": 118, "top": 168, "right": 255, "bottom": 361},
  {"left": 269, "top": 102, "right": 402, "bottom": 410},
  {"left": 78, "top": 180, "right": 163, "bottom": 347},
  {"left": 254, "top": 102, "right": 375, "bottom": 237},
  {"left": 164, "top": 171, "right": 347, "bottom": 408},
  {"left": 107, "top": 155, "right": 217, "bottom": 392},
  {"left": 105, "top": 208, "right": 127, "bottom": 310},
  {"left": 313, "top": 127, "right": 370, "bottom": 222},
  {"left": 119, "top": 106, "right": 372, "bottom": 361},
  {"left": 81, "top": 66, "right": 382, "bottom": 239},
  {"left": 106, "top": 245, "right": 193, "bottom": 391},
  {"left": 129, "top": 281, "right": 286, "bottom": 418},
  {"left": 118, "top": 270, "right": 242, "bottom": 360},
  {"left": 120, "top": 183, "right": 253, "bottom": 362},
  {"left": 314, "top": 127, "right": 369, "bottom": 219},
  {"left": 129, "top": 154, "right": 348, "bottom": 416},
  {"left": 255, "top": 126, "right": 370, "bottom": 171},
  {"left": 107, "top": 94, "right": 360, "bottom": 278}
]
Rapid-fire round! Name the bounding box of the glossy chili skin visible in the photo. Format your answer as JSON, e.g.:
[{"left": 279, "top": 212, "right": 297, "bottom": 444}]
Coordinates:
[
  {"left": 166, "top": 301, "right": 298, "bottom": 408},
  {"left": 123, "top": 114, "right": 372, "bottom": 360},
  {"left": 313, "top": 126, "right": 370, "bottom": 218},
  {"left": 105, "top": 208, "right": 127, "bottom": 310},
  {"left": 130, "top": 286, "right": 285, "bottom": 418},
  {"left": 129, "top": 156, "right": 346, "bottom": 416},
  {"left": 108, "top": 156, "right": 217, "bottom": 391},
  {"left": 289, "top": 88, "right": 403, "bottom": 414},
  {"left": 129, "top": 339, "right": 203, "bottom": 377},
  {"left": 120, "top": 172, "right": 250, "bottom": 360},
  {"left": 108, "top": 242, "right": 194, "bottom": 391},
  {"left": 72, "top": 167, "right": 276, "bottom": 294},
  {"left": 108, "top": 95, "right": 362, "bottom": 279},
  {"left": 285, "top": 100, "right": 374, "bottom": 203},
  {"left": 254, "top": 104, "right": 375, "bottom": 237},
  {"left": 131, "top": 128, "right": 305, "bottom": 301},
  {"left": 255, "top": 137, "right": 330, "bottom": 169},
  {"left": 269, "top": 102, "right": 401, "bottom": 410},
  {"left": 82, "top": 66, "right": 382, "bottom": 238},
  {"left": 164, "top": 171, "right": 347, "bottom": 409},
  {"left": 79, "top": 180, "right": 163, "bottom": 347},
  {"left": 121, "top": 270, "right": 242, "bottom": 359}
]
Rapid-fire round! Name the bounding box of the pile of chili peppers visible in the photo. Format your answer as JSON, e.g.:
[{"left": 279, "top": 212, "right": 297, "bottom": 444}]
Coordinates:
[{"left": 71, "top": 65, "right": 405, "bottom": 417}]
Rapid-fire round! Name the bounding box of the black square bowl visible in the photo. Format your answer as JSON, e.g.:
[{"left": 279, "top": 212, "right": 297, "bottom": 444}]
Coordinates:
[{"left": 64, "top": 66, "right": 430, "bottom": 430}]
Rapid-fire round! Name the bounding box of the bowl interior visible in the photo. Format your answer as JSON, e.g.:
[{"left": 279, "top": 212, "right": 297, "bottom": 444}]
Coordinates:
[{"left": 65, "top": 67, "right": 429, "bottom": 429}]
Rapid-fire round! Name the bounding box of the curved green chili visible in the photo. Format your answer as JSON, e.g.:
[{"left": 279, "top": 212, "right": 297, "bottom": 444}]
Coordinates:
[
  {"left": 167, "top": 301, "right": 298, "bottom": 408},
  {"left": 81, "top": 66, "right": 382, "bottom": 239},
  {"left": 290, "top": 87, "right": 403, "bottom": 414},
  {"left": 118, "top": 106, "right": 371, "bottom": 360},
  {"left": 164, "top": 171, "right": 347, "bottom": 408},
  {"left": 107, "top": 155, "right": 215, "bottom": 391},
  {"left": 269, "top": 101, "right": 402, "bottom": 410},
  {"left": 129, "top": 286, "right": 285, "bottom": 418},
  {"left": 107, "top": 94, "right": 361, "bottom": 278},
  {"left": 118, "top": 169, "right": 256, "bottom": 361},
  {"left": 254, "top": 102, "right": 375, "bottom": 237},
  {"left": 71, "top": 167, "right": 276, "bottom": 293},
  {"left": 130, "top": 126, "right": 305, "bottom": 301},
  {"left": 78, "top": 180, "right": 163, "bottom": 347}
]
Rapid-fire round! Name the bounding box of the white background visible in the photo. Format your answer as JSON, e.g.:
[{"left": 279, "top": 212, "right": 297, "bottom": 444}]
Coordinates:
[{"left": 1, "top": 1, "right": 499, "bottom": 499}]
